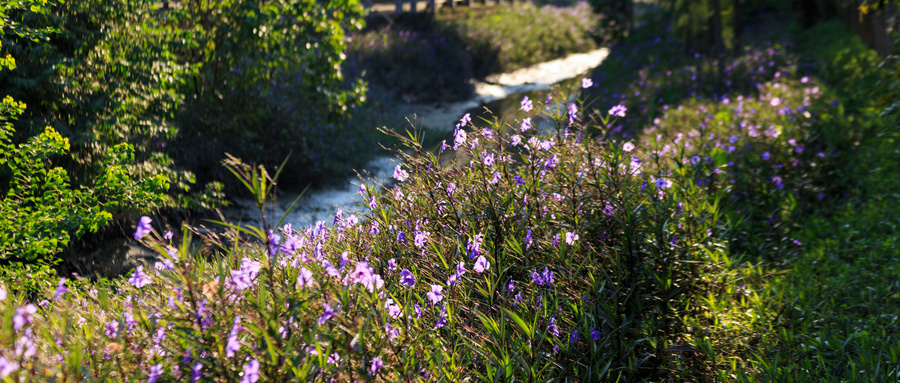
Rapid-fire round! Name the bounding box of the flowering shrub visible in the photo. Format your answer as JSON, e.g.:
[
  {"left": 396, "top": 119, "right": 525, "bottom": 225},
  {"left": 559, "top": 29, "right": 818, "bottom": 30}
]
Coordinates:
[
  {"left": 0, "top": 81, "right": 747, "bottom": 380},
  {"left": 0, "top": 14, "right": 884, "bottom": 382},
  {"left": 583, "top": 17, "right": 855, "bottom": 261}
]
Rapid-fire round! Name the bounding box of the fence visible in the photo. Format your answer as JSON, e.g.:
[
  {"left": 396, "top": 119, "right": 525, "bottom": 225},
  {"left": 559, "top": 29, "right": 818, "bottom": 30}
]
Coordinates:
[
  {"left": 834, "top": 0, "right": 894, "bottom": 57},
  {"left": 364, "top": 0, "right": 520, "bottom": 14}
]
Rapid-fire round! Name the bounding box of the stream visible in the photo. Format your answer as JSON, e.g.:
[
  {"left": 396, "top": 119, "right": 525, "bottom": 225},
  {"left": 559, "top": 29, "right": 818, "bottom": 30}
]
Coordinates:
[{"left": 220, "top": 47, "right": 611, "bottom": 229}]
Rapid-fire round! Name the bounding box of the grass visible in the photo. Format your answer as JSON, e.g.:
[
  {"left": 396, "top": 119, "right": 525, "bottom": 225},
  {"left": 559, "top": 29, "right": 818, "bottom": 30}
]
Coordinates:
[
  {"left": 582, "top": 13, "right": 899, "bottom": 380},
  {"left": 346, "top": 1, "right": 604, "bottom": 103},
  {"left": 738, "top": 21, "right": 900, "bottom": 382}
]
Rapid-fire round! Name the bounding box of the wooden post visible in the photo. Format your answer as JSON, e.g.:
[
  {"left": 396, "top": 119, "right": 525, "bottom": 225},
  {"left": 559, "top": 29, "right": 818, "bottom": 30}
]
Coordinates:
[
  {"left": 411, "top": 0, "right": 417, "bottom": 12},
  {"left": 396, "top": 0, "right": 403, "bottom": 13},
  {"left": 428, "top": 0, "right": 436, "bottom": 12}
]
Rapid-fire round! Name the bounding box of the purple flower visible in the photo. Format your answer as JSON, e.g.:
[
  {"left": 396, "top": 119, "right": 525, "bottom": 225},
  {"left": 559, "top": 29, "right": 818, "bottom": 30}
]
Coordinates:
[
  {"left": 191, "top": 362, "right": 203, "bottom": 383},
  {"left": 482, "top": 128, "right": 494, "bottom": 138},
  {"left": 543, "top": 155, "right": 559, "bottom": 171},
  {"left": 12, "top": 304, "right": 37, "bottom": 330},
  {"left": 772, "top": 176, "right": 784, "bottom": 190},
  {"left": 547, "top": 317, "right": 560, "bottom": 337},
  {"left": 396, "top": 231, "right": 408, "bottom": 244},
  {"left": 0, "top": 286, "right": 6, "bottom": 301},
  {"left": 53, "top": 277, "right": 68, "bottom": 301},
  {"left": 654, "top": 177, "right": 670, "bottom": 189},
  {"left": 226, "top": 316, "right": 243, "bottom": 357},
  {"left": 230, "top": 258, "right": 262, "bottom": 292},
  {"left": 623, "top": 142, "right": 635, "bottom": 152},
  {"left": 148, "top": 364, "right": 163, "bottom": 383},
  {"left": 340, "top": 252, "right": 351, "bottom": 270},
  {"left": 164, "top": 230, "right": 174, "bottom": 240},
  {"left": 520, "top": 117, "right": 532, "bottom": 132},
  {"left": 524, "top": 229, "right": 533, "bottom": 249},
  {"left": 328, "top": 353, "right": 341, "bottom": 366},
  {"left": 414, "top": 304, "right": 423, "bottom": 319},
  {"left": 608, "top": 104, "right": 627, "bottom": 117},
  {"left": 15, "top": 328, "right": 36, "bottom": 358},
  {"left": 490, "top": 171, "right": 502, "bottom": 184},
  {"left": 460, "top": 113, "right": 472, "bottom": 127},
  {"left": 369, "top": 356, "right": 384, "bottom": 376},
  {"left": 473, "top": 256, "right": 489, "bottom": 273},
  {"left": 570, "top": 330, "right": 579, "bottom": 344},
  {"left": 267, "top": 230, "right": 280, "bottom": 257},
  {"left": 542, "top": 268, "right": 555, "bottom": 286},
  {"left": 591, "top": 328, "right": 601, "bottom": 341},
  {"left": 545, "top": 93, "right": 553, "bottom": 105},
  {"left": 690, "top": 155, "right": 701, "bottom": 165},
  {"left": 385, "top": 299, "right": 402, "bottom": 318},
  {"left": 105, "top": 320, "right": 118, "bottom": 339},
  {"left": 453, "top": 126, "right": 467, "bottom": 150},
  {"left": 510, "top": 134, "right": 522, "bottom": 146},
  {"left": 319, "top": 303, "right": 338, "bottom": 325},
  {"left": 565, "top": 232, "right": 579, "bottom": 245},
  {"left": 446, "top": 261, "right": 466, "bottom": 287},
  {"left": 385, "top": 322, "right": 400, "bottom": 341},
  {"left": 426, "top": 284, "right": 444, "bottom": 305},
  {"left": 0, "top": 356, "right": 19, "bottom": 379},
  {"left": 434, "top": 310, "right": 448, "bottom": 330},
  {"left": 466, "top": 234, "right": 483, "bottom": 260},
  {"left": 413, "top": 230, "right": 430, "bottom": 248},
  {"left": 567, "top": 103, "right": 578, "bottom": 125},
  {"left": 400, "top": 269, "right": 416, "bottom": 287},
  {"left": 240, "top": 359, "right": 260, "bottom": 383},
  {"left": 762, "top": 152, "right": 770, "bottom": 160},
  {"left": 483, "top": 152, "right": 495, "bottom": 167},
  {"left": 521, "top": 96, "right": 533, "bottom": 113},
  {"left": 392, "top": 165, "right": 409, "bottom": 182},
  {"left": 351, "top": 262, "right": 383, "bottom": 292},
  {"left": 539, "top": 140, "right": 554, "bottom": 151},
  {"left": 133, "top": 216, "right": 152, "bottom": 241},
  {"left": 297, "top": 268, "right": 314, "bottom": 289},
  {"left": 532, "top": 267, "right": 554, "bottom": 286},
  {"left": 128, "top": 266, "right": 150, "bottom": 288},
  {"left": 196, "top": 299, "right": 212, "bottom": 331},
  {"left": 387, "top": 258, "right": 397, "bottom": 271},
  {"left": 582, "top": 78, "right": 593, "bottom": 88}
]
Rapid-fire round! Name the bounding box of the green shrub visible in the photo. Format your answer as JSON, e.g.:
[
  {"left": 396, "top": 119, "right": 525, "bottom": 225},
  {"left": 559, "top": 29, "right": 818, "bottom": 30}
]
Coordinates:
[{"left": 0, "top": 8, "right": 168, "bottom": 283}]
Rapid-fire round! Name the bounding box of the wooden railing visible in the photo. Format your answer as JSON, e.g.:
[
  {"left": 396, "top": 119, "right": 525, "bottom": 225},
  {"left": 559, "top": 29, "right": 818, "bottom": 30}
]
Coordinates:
[
  {"left": 834, "top": 0, "right": 893, "bottom": 57},
  {"left": 364, "top": 0, "right": 518, "bottom": 14}
]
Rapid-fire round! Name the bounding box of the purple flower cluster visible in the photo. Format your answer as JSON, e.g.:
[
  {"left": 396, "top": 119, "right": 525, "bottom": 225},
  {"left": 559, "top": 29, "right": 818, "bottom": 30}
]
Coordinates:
[{"left": 531, "top": 268, "right": 555, "bottom": 287}]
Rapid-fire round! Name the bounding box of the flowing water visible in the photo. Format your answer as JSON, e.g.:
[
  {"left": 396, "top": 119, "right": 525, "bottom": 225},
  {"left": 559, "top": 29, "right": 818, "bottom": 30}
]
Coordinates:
[{"left": 221, "top": 48, "right": 610, "bottom": 229}]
